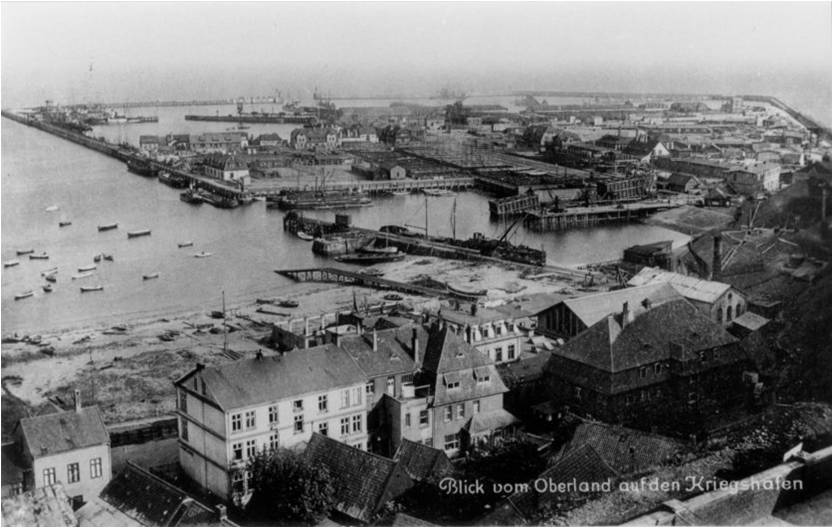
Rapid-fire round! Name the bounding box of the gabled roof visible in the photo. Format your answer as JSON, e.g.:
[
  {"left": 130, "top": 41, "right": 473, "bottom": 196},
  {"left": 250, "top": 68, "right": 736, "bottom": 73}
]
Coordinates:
[
  {"left": 552, "top": 421, "right": 683, "bottom": 476},
  {"left": 177, "top": 345, "right": 367, "bottom": 411},
  {"left": 19, "top": 407, "right": 109, "bottom": 458},
  {"left": 304, "top": 434, "right": 414, "bottom": 523},
  {"left": 628, "top": 267, "right": 732, "bottom": 304},
  {"left": 560, "top": 282, "right": 683, "bottom": 329},
  {"left": 393, "top": 439, "right": 453, "bottom": 481},
  {"left": 338, "top": 325, "right": 424, "bottom": 379},
  {"left": 624, "top": 138, "right": 662, "bottom": 157},
  {"left": 91, "top": 462, "right": 218, "bottom": 526},
  {"left": 548, "top": 298, "right": 738, "bottom": 374}
]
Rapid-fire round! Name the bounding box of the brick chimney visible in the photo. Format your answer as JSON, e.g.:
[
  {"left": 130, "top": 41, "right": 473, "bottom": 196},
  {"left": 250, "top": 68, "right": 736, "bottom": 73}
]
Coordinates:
[
  {"left": 74, "top": 388, "right": 82, "bottom": 412},
  {"left": 712, "top": 234, "right": 722, "bottom": 279}
]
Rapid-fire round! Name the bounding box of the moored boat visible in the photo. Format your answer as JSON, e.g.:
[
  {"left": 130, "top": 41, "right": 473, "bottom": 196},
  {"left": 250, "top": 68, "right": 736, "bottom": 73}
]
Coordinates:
[
  {"left": 127, "top": 229, "right": 152, "bottom": 238},
  {"left": 359, "top": 244, "right": 399, "bottom": 254},
  {"left": 447, "top": 283, "right": 488, "bottom": 298},
  {"left": 103, "top": 254, "right": 114, "bottom": 262},
  {"left": 177, "top": 241, "right": 194, "bottom": 248},
  {"left": 98, "top": 223, "right": 118, "bottom": 231},
  {"left": 29, "top": 253, "right": 49, "bottom": 260},
  {"left": 14, "top": 291, "right": 34, "bottom": 300},
  {"left": 4, "top": 259, "right": 20, "bottom": 268},
  {"left": 40, "top": 267, "right": 58, "bottom": 276},
  {"left": 72, "top": 272, "right": 94, "bottom": 280},
  {"left": 157, "top": 171, "right": 189, "bottom": 189},
  {"left": 275, "top": 190, "right": 372, "bottom": 210},
  {"left": 296, "top": 232, "right": 314, "bottom": 241},
  {"left": 334, "top": 252, "right": 405, "bottom": 265},
  {"left": 45, "top": 205, "right": 59, "bottom": 212},
  {"left": 142, "top": 272, "right": 160, "bottom": 280},
  {"left": 180, "top": 189, "right": 203, "bottom": 204},
  {"left": 59, "top": 220, "right": 72, "bottom": 227},
  {"left": 16, "top": 249, "right": 34, "bottom": 256},
  {"left": 279, "top": 300, "right": 299, "bottom": 308},
  {"left": 193, "top": 251, "right": 212, "bottom": 258},
  {"left": 390, "top": 190, "right": 410, "bottom": 197},
  {"left": 78, "top": 264, "right": 97, "bottom": 272},
  {"left": 93, "top": 254, "right": 102, "bottom": 263},
  {"left": 42, "top": 284, "right": 53, "bottom": 293},
  {"left": 127, "top": 158, "right": 158, "bottom": 177},
  {"left": 45, "top": 274, "right": 57, "bottom": 283},
  {"left": 80, "top": 285, "right": 104, "bottom": 293},
  {"left": 423, "top": 188, "right": 454, "bottom": 196}
]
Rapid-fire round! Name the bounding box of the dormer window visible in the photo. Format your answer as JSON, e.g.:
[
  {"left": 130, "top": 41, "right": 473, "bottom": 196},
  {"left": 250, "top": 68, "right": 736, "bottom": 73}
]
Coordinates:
[
  {"left": 474, "top": 367, "right": 491, "bottom": 384},
  {"left": 443, "top": 373, "right": 461, "bottom": 389}
]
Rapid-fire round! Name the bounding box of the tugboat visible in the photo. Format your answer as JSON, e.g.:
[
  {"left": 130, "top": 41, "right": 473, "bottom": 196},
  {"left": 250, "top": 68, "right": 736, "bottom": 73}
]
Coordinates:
[{"left": 179, "top": 188, "right": 203, "bottom": 205}]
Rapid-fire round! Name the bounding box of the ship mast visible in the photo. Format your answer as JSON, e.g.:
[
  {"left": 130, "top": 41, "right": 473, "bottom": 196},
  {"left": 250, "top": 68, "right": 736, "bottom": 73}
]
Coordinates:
[
  {"left": 451, "top": 197, "right": 457, "bottom": 240},
  {"left": 424, "top": 195, "right": 429, "bottom": 240},
  {"left": 222, "top": 290, "right": 228, "bottom": 354}
]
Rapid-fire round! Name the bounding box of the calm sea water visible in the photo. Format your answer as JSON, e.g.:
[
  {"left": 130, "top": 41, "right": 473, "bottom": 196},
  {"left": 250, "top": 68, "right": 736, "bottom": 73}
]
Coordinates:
[{"left": 1, "top": 109, "right": 689, "bottom": 334}]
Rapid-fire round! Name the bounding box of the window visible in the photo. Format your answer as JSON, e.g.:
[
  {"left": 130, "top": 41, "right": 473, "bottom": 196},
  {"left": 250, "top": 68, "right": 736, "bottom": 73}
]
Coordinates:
[
  {"left": 405, "top": 412, "right": 411, "bottom": 427},
  {"left": 507, "top": 344, "right": 516, "bottom": 360},
  {"left": 233, "top": 442, "right": 243, "bottom": 460},
  {"left": 340, "top": 417, "right": 350, "bottom": 435},
  {"left": 457, "top": 404, "right": 465, "bottom": 419},
  {"left": 446, "top": 380, "right": 460, "bottom": 389},
  {"left": 640, "top": 390, "right": 649, "bottom": 402},
  {"left": 245, "top": 440, "right": 256, "bottom": 458},
  {"left": 366, "top": 382, "right": 375, "bottom": 396},
  {"left": 654, "top": 362, "right": 662, "bottom": 375},
  {"left": 318, "top": 394, "right": 328, "bottom": 413},
  {"left": 90, "top": 458, "right": 102, "bottom": 479},
  {"left": 698, "top": 350, "right": 706, "bottom": 361},
  {"left": 180, "top": 417, "right": 189, "bottom": 441},
  {"left": 444, "top": 434, "right": 460, "bottom": 451},
  {"left": 352, "top": 414, "right": 362, "bottom": 433},
  {"left": 639, "top": 366, "right": 648, "bottom": 378},
  {"left": 495, "top": 347, "right": 503, "bottom": 362},
  {"left": 474, "top": 368, "right": 490, "bottom": 383},
  {"left": 43, "top": 467, "right": 57, "bottom": 486},
  {"left": 231, "top": 413, "right": 242, "bottom": 432},
  {"left": 245, "top": 410, "right": 256, "bottom": 430},
  {"left": 232, "top": 471, "right": 245, "bottom": 493},
  {"left": 269, "top": 405, "right": 279, "bottom": 425},
  {"left": 270, "top": 433, "right": 279, "bottom": 451},
  {"left": 717, "top": 309, "right": 723, "bottom": 323},
  {"left": 473, "top": 400, "right": 481, "bottom": 414},
  {"left": 201, "top": 379, "right": 206, "bottom": 396},
  {"left": 294, "top": 415, "right": 304, "bottom": 434},
  {"left": 10, "top": 483, "right": 22, "bottom": 496},
  {"left": 67, "top": 463, "right": 80, "bottom": 484},
  {"left": 419, "top": 410, "right": 429, "bottom": 427},
  {"left": 179, "top": 391, "right": 187, "bottom": 413},
  {"left": 401, "top": 373, "right": 414, "bottom": 384},
  {"left": 318, "top": 423, "right": 328, "bottom": 437},
  {"left": 386, "top": 377, "right": 395, "bottom": 396},
  {"left": 727, "top": 306, "right": 733, "bottom": 321},
  {"left": 352, "top": 387, "right": 362, "bottom": 406},
  {"left": 574, "top": 386, "right": 582, "bottom": 400},
  {"left": 444, "top": 407, "right": 452, "bottom": 423},
  {"left": 352, "top": 442, "right": 363, "bottom": 450},
  {"left": 293, "top": 399, "right": 303, "bottom": 412},
  {"left": 341, "top": 389, "right": 350, "bottom": 409}
]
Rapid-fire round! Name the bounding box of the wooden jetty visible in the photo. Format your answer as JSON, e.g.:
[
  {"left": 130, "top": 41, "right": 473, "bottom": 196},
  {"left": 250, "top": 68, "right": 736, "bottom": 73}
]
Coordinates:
[
  {"left": 263, "top": 177, "right": 474, "bottom": 197},
  {"left": 276, "top": 267, "right": 459, "bottom": 299},
  {"left": 524, "top": 201, "right": 680, "bottom": 232},
  {"left": 489, "top": 193, "right": 540, "bottom": 217}
]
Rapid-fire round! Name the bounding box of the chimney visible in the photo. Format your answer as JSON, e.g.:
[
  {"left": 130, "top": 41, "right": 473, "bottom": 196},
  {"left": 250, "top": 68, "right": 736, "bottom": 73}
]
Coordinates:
[
  {"left": 335, "top": 331, "right": 342, "bottom": 347},
  {"left": 256, "top": 349, "right": 264, "bottom": 360},
  {"left": 712, "top": 234, "right": 722, "bottom": 279},
  {"left": 465, "top": 325, "right": 473, "bottom": 344},
  {"left": 372, "top": 328, "right": 378, "bottom": 352},
  {"left": 216, "top": 505, "right": 228, "bottom": 523},
  {"left": 74, "top": 388, "right": 81, "bottom": 412},
  {"left": 621, "top": 302, "right": 630, "bottom": 327},
  {"left": 411, "top": 328, "right": 420, "bottom": 367}
]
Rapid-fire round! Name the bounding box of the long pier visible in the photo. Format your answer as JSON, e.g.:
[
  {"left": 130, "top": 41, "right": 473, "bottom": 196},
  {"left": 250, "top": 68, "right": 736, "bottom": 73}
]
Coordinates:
[
  {"left": 275, "top": 267, "right": 461, "bottom": 299},
  {"left": 525, "top": 201, "right": 681, "bottom": 232},
  {"left": 262, "top": 176, "right": 475, "bottom": 197}
]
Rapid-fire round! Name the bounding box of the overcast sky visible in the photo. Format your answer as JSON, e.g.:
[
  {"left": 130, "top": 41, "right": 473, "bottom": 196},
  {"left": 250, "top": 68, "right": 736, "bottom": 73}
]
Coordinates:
[{"left": 1, "top": 1, "right": 830, "bottom": 117}]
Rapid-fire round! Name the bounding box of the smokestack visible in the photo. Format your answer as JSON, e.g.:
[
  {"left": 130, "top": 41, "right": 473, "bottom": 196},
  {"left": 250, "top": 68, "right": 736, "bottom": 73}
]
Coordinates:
[
  {"left": 621, "top": 302, "right": 630, "bottom": 327},
  {"left": 712, "top": 234, "right": 722, "bottom": 279},
  {"left": 410, "top": 328, "right": 419, "bottom": 362},
  {"left": 74, "top": 389, "right": 81, "bottom": 413},
  {"left": 372, "top": 328, "right": 378, "bottom": 352}
]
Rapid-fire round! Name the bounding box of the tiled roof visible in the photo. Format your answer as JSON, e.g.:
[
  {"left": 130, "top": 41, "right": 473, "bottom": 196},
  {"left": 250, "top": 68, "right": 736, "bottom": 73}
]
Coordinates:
[
  {"left": 1, "top": 484, "right": 77, "bottom": 527},
  {"left": 19, "top": 407, "right": 109, "bottom": 458},
  {"left": 552, "top": 421, "right": 683, "bottom": 475},
  {"left": 96, "top": 462, "right": 217, "bottom": 526},
  {"left": 561, "top": 282, "right": 683, "bottom": 329},
  {"left": 304, "top": 434, "right": 414, "bottom": 523},
  {"left": 439, "top": 305, "right": 510, "bottom": 326},
  {"left": 393, "top": 439, "right": 453, "bottom": 481},
  {"left": 628, "top": 267, "right": 732, "bottom": 304},
  {"left": 548, "top": 298, "right": 738, "bottom": 373},
  {"left": 624, "top": 138, "right": 661, "bottom": 157},
  {"left": 179, "top": 345, "right": 366, "bottom": 411},
  {"left": 338, "top": 325, "right": 423, "bottom": 378},
  {"left": 496, "top": 352, "right": 551, "bottom": 387}
]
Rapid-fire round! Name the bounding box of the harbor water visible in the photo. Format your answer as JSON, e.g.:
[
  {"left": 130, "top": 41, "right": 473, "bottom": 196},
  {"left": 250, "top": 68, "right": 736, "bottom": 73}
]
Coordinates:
[{"left": 2, "top": 112, "right": 689, "bottom": 334}]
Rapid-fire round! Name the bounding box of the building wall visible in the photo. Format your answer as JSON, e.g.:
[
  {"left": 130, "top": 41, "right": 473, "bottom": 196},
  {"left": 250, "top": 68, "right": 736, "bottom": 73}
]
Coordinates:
[
  {"left": 431, "top": 393, "right": 504, "bottom": 457},
  {"left": 30, "top": 444, "right": 111, "bottom": 504},
  {"left": 536, "top": 303, "right": 587, "bottom": 339},
  {"left": 443, "top": 320, "right": 523, "bottom": 364}
]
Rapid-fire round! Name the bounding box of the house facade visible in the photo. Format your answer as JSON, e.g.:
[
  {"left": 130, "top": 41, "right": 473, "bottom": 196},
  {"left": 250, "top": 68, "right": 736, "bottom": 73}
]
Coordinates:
[
  {"left": 203, "top": 154, "right": 251, "bottom": 186},
  {"left": 14, "top": 400, "right": 111, "bottom": 509},
  {"left": 189, "top": 132, "right": 248, "bottom": 154},
  {"left": 438, "top": 305, "right": 524, "bottom": 365},
  {"left": 174, "top": 347, "right": 369, "bottom": 502}
]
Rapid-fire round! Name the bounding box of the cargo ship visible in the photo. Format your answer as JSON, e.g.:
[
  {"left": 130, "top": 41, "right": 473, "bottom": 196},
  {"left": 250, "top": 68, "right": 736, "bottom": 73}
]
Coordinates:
[
  {"left": 126, "top": 158, "right": 158, "bottom": 177},
  {"left": 268, "top": 190, "right": 372, "bottom": 210}
]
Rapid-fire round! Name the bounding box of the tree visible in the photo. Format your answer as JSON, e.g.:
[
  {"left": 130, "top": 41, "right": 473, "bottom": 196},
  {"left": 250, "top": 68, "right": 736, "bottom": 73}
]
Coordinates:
[{"left": 245, "top": 448, "right": 335, "bottom": 525}]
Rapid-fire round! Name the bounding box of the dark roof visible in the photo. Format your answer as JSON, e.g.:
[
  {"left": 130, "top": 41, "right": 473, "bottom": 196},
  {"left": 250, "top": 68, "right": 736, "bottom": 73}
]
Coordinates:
[
  {"left": 667, "top": 173, "right": 698, "bottom": 188},
  {"left": 421, "top": 326, "right": 508, "bottom": 406},
  {"left": 624, "top": 240, "right": 673, "bottom": 257},
  {"left": 304, "top": 434, "right": 414, "bottom": 523},
  {"left": 552, "top": 421, "right": 683, "bottom": 475},
  {"left": 338, "top": 325, "right": 423, "bottom": 379},
  {"left": 624, "top": 138, "right": 662, "bottom": 157},
  {"left": 178, "top": 344, "right": 367, "bottom": 411},
  {"left": 496, "top": 352, "right": 551, "bottom": 387},
  {"left": 99, "top": 462, "right": 217, "bottom": 526},
  {"left": 393, "top": 439, "right": 453, "bottom": 481},
  {"left": 547, "top": 298, "right": 738, "bottom": 374},
  {"left": 19, "top": 407, "right": 109, "bottom": 458}
]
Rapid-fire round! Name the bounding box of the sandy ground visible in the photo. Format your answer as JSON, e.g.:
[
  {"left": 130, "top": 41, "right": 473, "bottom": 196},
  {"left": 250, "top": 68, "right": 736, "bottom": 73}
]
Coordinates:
[{"left": 1, "top": 256, "right": 590, "bottom": 424}]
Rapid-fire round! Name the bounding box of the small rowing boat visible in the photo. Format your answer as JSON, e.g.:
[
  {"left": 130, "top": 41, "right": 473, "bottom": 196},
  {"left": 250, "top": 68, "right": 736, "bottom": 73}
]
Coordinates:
[
  {"left": 45, "top": 205, "right": 59, "bottom": 212},
  {"left": 59, "top": 221, "right": 72, "bottom": 227},
  {"left": 80, "top": 285, "right": 104, "bottom": 293},
  {"left": 40, "top": 267, "right": 58, "bottom": 276},
  {"left": 72, "top": 272, "right": 94, "bottom": 280},
  {"left": 45, "top": 274, "right": 57, "bottom": 283},
  {"left": 29, "top": 253, "right": 49, "bottom": 260},
  {"left": 447, "top": 283, "right": 488, "bottom": 298},
  {"left": 142, "top": 272, "right": 160, "bottom": 280},
  {"left": 78, "top": 264, "right": 97, "bottom": 272},
  {"left": 103, "top": 254, "right": 113, "bottom": 262},
  {"left": 42, "top": 284, "right": 53, "bottom": 293},
  {"left": 15, "top": 291, "right": 34, "bottom": 300},
  {"left": 98, "top": 223, "right": 118, "bottom": 231},
  {"left": 193, "top": 251, "right": 212, "bottom": 258},
  {"left": 279, "top": 300, "right": 299, "bottom": 308},
  {"left": 93, "top": 254, "right": 102, "bottom": 263},
  {"left": 4, "top": 260, "right": 20, "bottom": 268},
  {"left": 127, "top": 229, "right": 151, "bottom": 238},
  {"left": 177, "top": 241, "right": 194, "bottom": 248},
  {"left": 296, "top": 232, "right": 314, "bottom": 241},
  {"left": 16, "top": 249, "right": 34, "bottom": 256}
]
